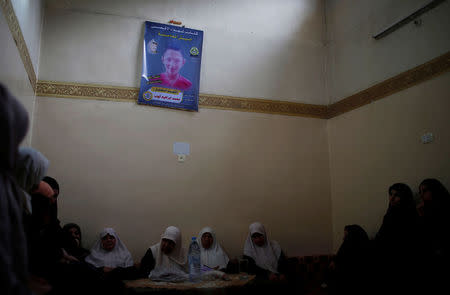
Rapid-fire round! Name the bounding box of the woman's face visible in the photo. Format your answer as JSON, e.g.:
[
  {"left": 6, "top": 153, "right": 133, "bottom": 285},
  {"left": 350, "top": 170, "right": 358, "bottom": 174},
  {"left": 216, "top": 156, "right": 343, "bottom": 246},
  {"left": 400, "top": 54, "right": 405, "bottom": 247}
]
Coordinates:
[
  {"left": 201, "top": 232, "right": 213, "bottom": 249},
  {"left": 69, "top": 227, "right": 81, "bottom": 244},
  {"left": 343, "top": 229, "right": 349, "bottom": 241},
  {"left": 389, "top": 189, "right": 401, "bottom": 207},
  {"left": 161, "top": 238, "right": 176, "bottom": 255},
  {"left": 101, "top": 234, "right": 116, "bottom": 251},
  {"left": 420, "top": 185, "right": 433, "bottom": 202},
  {"left": 251, "top": 233, "right": 265, "bottom": 247}
]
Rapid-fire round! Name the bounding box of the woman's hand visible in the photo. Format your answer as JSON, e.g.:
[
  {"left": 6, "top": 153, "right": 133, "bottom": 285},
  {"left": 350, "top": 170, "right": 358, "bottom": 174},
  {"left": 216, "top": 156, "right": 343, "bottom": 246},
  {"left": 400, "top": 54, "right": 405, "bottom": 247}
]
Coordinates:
[
  {"left": 329, "top": 261, "right": 336, "bottom": 271},
  {"left": 29, "top": 275, "right": 52, "bottom": 295},
  {"left": 269, "top": 273, "right": 279, "bottom": 281},
  {"left": 417, "top": 201, "right": 425, "bottom": 217},
  {"left": 60, "top": 248, "right": 79, "bottom": 264},
  {"left": 33, "top": 181, "right": 55, "bottom": 202}
]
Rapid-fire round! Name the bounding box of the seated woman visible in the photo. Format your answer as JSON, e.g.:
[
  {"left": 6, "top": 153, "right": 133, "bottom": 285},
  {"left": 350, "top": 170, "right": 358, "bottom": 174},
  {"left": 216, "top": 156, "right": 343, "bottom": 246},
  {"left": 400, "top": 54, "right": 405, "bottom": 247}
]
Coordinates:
[
  {"left": 417, "top": 179, "right": 450, "bottom": 293},
  {"left": 418, "top": 179, "right": 450, "bottom": 248},
  {"left": 198, "top": 227, "right": 230, "bottom": 272},
  {"left": 327, "top": 224, "right": 372, "bottom": 295},
  {"left": 243, "top": 222, "right": 288, "bottom": 281},
  {"left": 14, "top": 148, "right": 65, "bottom": 276},
  {"left": 1, "top": 85, "right": 34, "bottom": 295},
  {"left": 15, "top": 150, "right": 106, "bottom": 294},
  {"left": 85, "top": 228, "right": 137, "bottom": 280},
  {"left": 140, "top": 226, "right": 188, "bottom": 281},
  {"left": 374, "top": 183, "right": 419, "bottom": 294},
  {"left": 62, "top": 223, "right": 90, "bottom": 261},
  {"left": 14, "top": 149, "right": 65, "bottom": 276}
]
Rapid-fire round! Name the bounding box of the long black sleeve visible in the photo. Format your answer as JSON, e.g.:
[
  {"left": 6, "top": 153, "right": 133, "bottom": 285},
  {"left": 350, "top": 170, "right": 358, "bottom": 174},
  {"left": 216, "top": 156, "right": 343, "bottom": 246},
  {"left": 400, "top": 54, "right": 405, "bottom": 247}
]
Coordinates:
[
  {"left": 277, "top": 251, "right": 288, "bottom": 275},
  {"left": 244, "top": 251, "right": 288, "bottom": 279},
  {"left": 139, "top": 248, "right": 155, "bottom": 278},
  {"left": 109, "top": 266, "right": 139, "bottom": 280},
  {"left": 243, "top": 255, "right": 271, "bottom": 278}
]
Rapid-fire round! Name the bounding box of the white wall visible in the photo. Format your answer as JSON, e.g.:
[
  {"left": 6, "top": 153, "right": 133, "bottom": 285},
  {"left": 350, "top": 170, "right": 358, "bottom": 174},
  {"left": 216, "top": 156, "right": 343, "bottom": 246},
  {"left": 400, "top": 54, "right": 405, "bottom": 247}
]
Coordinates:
[
  {"left": 10, "top": 0, "right": 447, "bottom": 258},
  {"left": 11, "top": 0, "right": 45, "bottom": 75},
  {"left": 33, "top": 98, "right": 332, "bottom": 259},
  {"left": 30, "top": 0, "right": 337, "bottom": 260},
  {"left": 328, "top": 72, "right": 450, "bottom": 250},
  {"left": 326, "top": 0, "right": 450, "bottom": 103},
  {"left": 0, "top": 1, "right": 44, "bottom": 145},
  {"left": 40, "top": 0, "right": 450, "bottom": 106},
  {"left": 40, "top": 0, "right": 327, "bottom": 104},
  {"left": 325, "top": 0, "right": 450, "bottom": 249}
]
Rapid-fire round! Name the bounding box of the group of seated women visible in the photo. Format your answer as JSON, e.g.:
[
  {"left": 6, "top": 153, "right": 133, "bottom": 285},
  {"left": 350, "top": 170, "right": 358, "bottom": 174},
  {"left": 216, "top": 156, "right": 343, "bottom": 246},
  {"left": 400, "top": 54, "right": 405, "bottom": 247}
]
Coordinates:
[
  {"left": 62, "top": 223, "right": 290, "bottom": 283},
  {"left": 327, "top": 180, "right": 450, "bottom": 295},
  {"left": 9, "top": 143, "right": 292, "bottom": 294},
  {"left": 2, "top": 84, "right": 292, "bottom": 294},
  {"left": 2, "top": 83, "right": 448, "bottom": 295}
]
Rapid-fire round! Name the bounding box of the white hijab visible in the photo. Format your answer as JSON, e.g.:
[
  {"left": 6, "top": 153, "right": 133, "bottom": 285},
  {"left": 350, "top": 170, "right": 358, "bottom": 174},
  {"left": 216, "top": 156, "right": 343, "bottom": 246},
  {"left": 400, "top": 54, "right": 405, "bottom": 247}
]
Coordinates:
[
  {"left": 243, "top": 222, "right": 282, "bottom": 274},
  {"left": 85, "top": 228, "right": 134, "bottom": 268},
  {"left": 14, "top": 147, "right": 49, "bottom": 214},
  {"left": 198, "top": 227, "right": 229, "bottom": 270},
  {"left": 14, "top": 147, "right": 49, "bottom": 194},
  {"left": 148, "top": 226, "right": 188, "bottom": 280}
]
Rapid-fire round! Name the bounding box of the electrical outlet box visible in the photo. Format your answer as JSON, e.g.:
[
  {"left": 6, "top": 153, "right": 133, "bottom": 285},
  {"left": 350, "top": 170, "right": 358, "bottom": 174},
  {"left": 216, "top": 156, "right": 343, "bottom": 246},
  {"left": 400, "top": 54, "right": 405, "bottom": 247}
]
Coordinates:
[
  {"left": 177, "top": 154, "right": 186, "bottom": 162},
  {"left": 421, "top": 132, "right": 434, "bottom": 144}
]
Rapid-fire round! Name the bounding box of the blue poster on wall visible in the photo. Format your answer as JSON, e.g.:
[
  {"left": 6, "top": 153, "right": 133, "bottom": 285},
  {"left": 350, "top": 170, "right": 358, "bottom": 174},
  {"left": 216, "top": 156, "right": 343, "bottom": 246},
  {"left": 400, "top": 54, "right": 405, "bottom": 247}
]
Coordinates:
[{"left": 138, "top": 21, "right": 203, "bottom": 111}]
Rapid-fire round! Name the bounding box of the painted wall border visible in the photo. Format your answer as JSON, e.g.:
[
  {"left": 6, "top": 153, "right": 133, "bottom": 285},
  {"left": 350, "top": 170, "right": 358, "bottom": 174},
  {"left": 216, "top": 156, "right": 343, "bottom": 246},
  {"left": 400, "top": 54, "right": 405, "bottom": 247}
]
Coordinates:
[
  {"left": 36, "top": 81, "right": 329, "bottom": 118},
  {"left": 36, "top": 50, "right": 450, "bottom": 118},
  {"left": 4, "top": 0, "right": 449, "bottom": 118},
  {"left": 1, "top": 0, "right": 37, "bottom": 90},
  {"left": 327, "top": 51, "right": 450, "bottom": 118}
]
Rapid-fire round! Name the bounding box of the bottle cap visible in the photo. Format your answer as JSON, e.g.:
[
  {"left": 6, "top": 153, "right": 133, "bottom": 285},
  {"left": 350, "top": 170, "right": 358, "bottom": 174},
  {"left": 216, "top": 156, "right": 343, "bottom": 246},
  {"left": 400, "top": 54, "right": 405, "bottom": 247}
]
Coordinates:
[{"left": 192, "top": 237, "right": 196, "bottom": 240}]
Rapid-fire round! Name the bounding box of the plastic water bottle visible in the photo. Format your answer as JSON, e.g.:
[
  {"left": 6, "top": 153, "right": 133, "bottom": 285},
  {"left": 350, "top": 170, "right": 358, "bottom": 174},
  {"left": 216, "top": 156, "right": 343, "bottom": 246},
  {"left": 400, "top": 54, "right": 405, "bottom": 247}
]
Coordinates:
[{"left": 188, "top": 237, "right": 201, "bottom": 282}]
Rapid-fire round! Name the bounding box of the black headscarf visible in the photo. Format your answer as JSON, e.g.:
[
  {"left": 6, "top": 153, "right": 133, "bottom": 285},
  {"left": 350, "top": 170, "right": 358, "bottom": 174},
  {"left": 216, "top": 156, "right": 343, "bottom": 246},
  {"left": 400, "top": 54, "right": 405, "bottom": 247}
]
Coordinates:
[
  {"left": 419, "top": 178, "right": 450, "bottom": 259},
  {"left": 0, "top": 83, "right": 31, "bottom": 294},
  {"left": 376, "top": 183, "right": 418, "bottom": 246},
  {"left": 42, "top": 176, "right": 59, "bottom": 223},
  {"left": 62, "top": 223, "right": 81, "bottom": 241},
  {"left": 336, "top": 224, "right": 370, "bottom": 269},
  {"left": 28, "top": 190, "right": 64, "bottom": 277},
  {"left": 374, "top": 183, "right": 419, "bottom": 293},
  {"left": 333, "top": 225, "right": 371, "bottom": 295},
  {"left": 28, "top": 178, "right": 62, "bottom": 267},
  {"left": 42, "top": 176, "right": 59, "bottom": 194},
  {"left": 420, "top": 178, "right": 450, "bottom": 217},
  {"left": 62, "top": 223, "right": 90, "bottom": 261}
]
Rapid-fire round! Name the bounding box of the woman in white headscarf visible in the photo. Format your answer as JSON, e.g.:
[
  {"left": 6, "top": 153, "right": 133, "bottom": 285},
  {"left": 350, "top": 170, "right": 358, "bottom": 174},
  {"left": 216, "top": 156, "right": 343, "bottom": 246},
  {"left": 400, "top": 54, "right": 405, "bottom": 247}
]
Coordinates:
[
  {"left": 14, "top": 147, "right": 53, "bottom": 209},
  {"left": 1, "top": 83, "right": 32, "bottom": 294},
  {"left": 139, "top": 226, "right": 188, "bottom": 281},
  {"left": 15, "top": 148, "right": 67, "bottom": 276},
  {"left": 86, "top": 228, "right": 135, "bottom": 274},
  {"left": 198, "top": 227, "right": 230, "bottom": 271},
  {"left": 243, "top": 222, "right": 288, "bottom": 281}
]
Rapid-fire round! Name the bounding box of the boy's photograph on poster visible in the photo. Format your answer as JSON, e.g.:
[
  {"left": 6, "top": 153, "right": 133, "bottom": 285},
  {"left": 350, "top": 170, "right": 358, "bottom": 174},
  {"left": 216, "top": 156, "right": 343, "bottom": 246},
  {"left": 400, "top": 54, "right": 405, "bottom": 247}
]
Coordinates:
[{"left": 138, "top": 22, "right": 203, "bottom": 111}]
